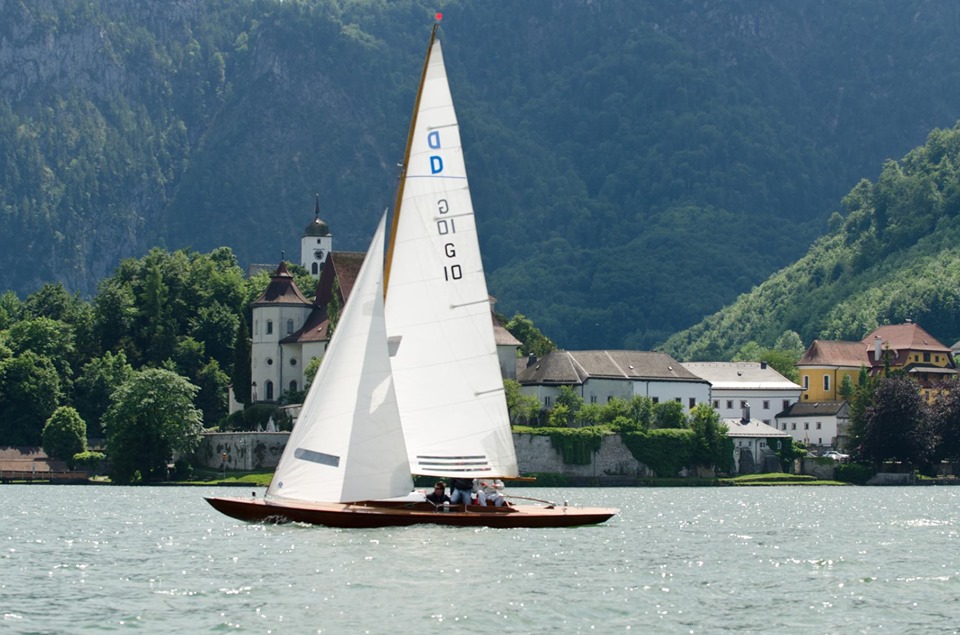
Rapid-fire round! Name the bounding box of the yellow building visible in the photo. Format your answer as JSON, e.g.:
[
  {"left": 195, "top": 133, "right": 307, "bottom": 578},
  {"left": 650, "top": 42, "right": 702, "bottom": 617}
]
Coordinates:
[{"left": 797, "top": 322, "right": 957, "bottom": 402}]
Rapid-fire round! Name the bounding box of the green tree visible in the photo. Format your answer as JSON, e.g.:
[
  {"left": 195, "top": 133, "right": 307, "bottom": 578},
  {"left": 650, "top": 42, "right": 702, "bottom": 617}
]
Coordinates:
[
  {"left": 0, "top": 291, "right": 22, "bottom": 330},
  {"left": 504, "top": 313, "right": 556, "bottom": 358},
  {"left": 0, "top": 351, "right": 62, "bottom": 446},
  {"left": 73, "top": 351, "right": 134, "bottom": 438},
  {"left": 554, "top": 385, "right": 583, "bottom": 425},
  {"left": 302, "top": 355, "right": 322, "bottom": 393},
  {"left": 6, "top": 317, "right": 76, "bottom": 391},
  {"left": 653, "top": 400, "right": 687, "bottom": 429},
  {"left": 547, "top": 403, "right": 571, "bottom": 428},
  {"left": 504, "top": 379, "right": 541, "bottom": 425},
  {"left": 847, "top": 367, "right": 875, "bottom": 459},
  {"left": 194, "top": 359, "right": 229, "bottom": 424},
  {"left": 689, "top": 403, "right": 729, "bottom": 469},
  {"left": 23, "top": 283, "right": 98, "bottom": 362},
  {"left": 102, "top": 368, "right": 203, "bottom": 483},
  {"left": 42, "top": 406, "right": 87, "bottom": 468},
  {"left": 140, "top": 263, "right": 177, "bottom": 365},
  {"left": 231, "top": 318, "right": 252, "bottom": 404},
  {"left": 188, "top": 301, "right": 239, "bottom": 372}
]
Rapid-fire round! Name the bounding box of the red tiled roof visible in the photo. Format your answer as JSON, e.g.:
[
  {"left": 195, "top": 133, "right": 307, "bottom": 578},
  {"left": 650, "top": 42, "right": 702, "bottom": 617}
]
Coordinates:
[
  {"left": 863, "top": 323, "right": 949, "bottom": 353},
  {"left": 798, "top": 340, "right": 870, "bottom": 367}
]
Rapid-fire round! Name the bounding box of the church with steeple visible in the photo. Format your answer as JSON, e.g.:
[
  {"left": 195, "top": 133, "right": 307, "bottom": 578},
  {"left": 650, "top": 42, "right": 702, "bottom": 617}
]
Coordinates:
[{"left": 245, "top": 197, "right": 520, "bottom": 406}]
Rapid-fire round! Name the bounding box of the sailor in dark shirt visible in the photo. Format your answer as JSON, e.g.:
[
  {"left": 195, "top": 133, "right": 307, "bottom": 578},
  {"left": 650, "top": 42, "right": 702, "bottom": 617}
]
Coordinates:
[{"left": 425, "top": 481, "right": 451, "bottom": 507}]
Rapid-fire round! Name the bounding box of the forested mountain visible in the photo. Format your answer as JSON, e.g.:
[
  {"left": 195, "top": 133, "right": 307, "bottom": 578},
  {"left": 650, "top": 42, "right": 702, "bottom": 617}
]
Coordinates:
[
  {"left": 4, "top": 0, "right": 960, "bottom": 350},
  {"left": 664, "top": 123, "right": 960, "bottom": 360}
]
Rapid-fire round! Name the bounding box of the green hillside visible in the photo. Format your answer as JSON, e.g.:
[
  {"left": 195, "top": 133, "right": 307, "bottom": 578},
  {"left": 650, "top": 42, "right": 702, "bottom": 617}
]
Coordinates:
[
  {"left": 663, "top": 123, "right": 960, "bottom": 360},
  {"left": 4, "top": 1, "right": 960, "bottom": 350}
]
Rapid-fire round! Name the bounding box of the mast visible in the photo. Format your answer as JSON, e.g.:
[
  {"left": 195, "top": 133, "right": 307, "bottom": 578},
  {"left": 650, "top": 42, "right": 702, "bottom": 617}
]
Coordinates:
[{"left": 384, "top": 21, "right": 440, "bottom": 296}]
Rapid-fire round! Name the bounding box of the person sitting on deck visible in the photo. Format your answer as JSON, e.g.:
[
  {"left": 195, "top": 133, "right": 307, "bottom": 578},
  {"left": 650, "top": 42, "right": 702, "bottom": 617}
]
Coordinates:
[
  {"left": 425, "top": 481, "right": 451, "bottom": 507},
  {"left": 449, "top": 477, "right": 474, "bottom": 507},
  {"left": 474, "top": 478, "right": 505, "bottom": 507}
]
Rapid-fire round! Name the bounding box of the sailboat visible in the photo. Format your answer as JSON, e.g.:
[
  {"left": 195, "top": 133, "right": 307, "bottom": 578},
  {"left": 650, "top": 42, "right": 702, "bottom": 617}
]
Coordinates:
[{"left": 206, "top": 23, "right": 618, "bottom": 528}]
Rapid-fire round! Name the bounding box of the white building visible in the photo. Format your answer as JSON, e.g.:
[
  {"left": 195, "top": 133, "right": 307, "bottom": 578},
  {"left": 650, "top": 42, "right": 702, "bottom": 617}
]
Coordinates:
[
  {"left": 722, "top": 405, "right": 792, "bottom": 474},
  {"left": 517, "top": 350, "right": 711, "bottom": 412},
  {"left": 775, "top": 401, "right": 850, "bottom": 452},
  {"left": 250, "top": 261, "right": 312, "bottom": 402},
  {"left": 681, "top": 361, "right": 802, "bottom": 425}
]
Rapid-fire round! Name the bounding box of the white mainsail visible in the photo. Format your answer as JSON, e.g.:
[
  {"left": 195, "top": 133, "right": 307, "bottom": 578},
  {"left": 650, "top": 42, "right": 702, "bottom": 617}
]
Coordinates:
[
  {"left": 267, "top": 212, "right": 413, "bottom": 503},
  {"left": 385, "top": 32, "right": 519, "bottom": 479}
]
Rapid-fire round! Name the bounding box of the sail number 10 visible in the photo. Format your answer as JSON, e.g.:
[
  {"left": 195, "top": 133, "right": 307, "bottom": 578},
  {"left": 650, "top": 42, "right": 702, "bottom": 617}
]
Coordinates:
[{"left": 437, "top": 198, "right": 462, "bottom": 281}]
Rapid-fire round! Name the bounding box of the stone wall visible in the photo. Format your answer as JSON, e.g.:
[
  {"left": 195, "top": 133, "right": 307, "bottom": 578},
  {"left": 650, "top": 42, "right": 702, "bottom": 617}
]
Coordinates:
[
  {"left": 513, "top": 433, "right": 654, "bottom": 482},
  {"left": 197, "top": 431, "right": 655, "bottom": 481},
  {"left": 194, "top": 432, "right": 290, "bottom": 471}
]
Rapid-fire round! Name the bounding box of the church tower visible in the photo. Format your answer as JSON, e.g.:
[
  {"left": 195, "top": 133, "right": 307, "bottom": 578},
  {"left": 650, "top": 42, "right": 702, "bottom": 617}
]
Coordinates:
[{"left": 301, "top": 194, "right": 332, "bottom": 276}]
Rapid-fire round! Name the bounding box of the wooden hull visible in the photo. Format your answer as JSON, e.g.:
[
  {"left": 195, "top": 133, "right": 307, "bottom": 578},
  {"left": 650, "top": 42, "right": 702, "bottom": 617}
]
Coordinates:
[{"left": 205, "top": 496, "right": 617, "bottom": 529}]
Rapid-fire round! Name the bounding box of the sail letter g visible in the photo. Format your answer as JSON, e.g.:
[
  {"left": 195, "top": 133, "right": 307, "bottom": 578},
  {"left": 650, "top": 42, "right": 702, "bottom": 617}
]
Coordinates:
[
  {"left": 430, "top": 156, "right": 444, "bottom": 174},
  {"left": 428, "top": 130, "right": 441, "bottom": 149}
]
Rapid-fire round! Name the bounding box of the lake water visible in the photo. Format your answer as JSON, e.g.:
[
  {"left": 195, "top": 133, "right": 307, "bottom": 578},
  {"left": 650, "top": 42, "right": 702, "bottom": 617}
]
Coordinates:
[{"left": 2, "top": 485, "right": 959, "bottom": 634}]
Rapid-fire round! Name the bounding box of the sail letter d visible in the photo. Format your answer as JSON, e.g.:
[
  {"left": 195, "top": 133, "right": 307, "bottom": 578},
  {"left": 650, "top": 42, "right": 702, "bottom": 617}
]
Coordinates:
[
  {"left": 427, "top": 130, "right": 441, "bottom": 148},
  {"left": 430, "top": 156, "right": 444, "bottom": 174}
]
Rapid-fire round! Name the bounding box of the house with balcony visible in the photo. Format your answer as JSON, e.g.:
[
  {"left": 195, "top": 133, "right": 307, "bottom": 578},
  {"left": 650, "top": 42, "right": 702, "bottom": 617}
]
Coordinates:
[{"left": 797, "top": 321, "right": 956, "bottom": 403}]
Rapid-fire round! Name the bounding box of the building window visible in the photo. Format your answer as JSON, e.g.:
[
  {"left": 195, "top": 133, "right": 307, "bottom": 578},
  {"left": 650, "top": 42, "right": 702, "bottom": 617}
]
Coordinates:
[
  {"left": 290, "top": 358, "right": 297, "bottom": 366},
  {"left": 312, "top": 262, "right": 319, "bottom": 275},
  {"left": 763, "top": 400, "right": 770, "bottom": 410},
  {"left": 607, "top": 396, "right": 614, "bottom": 403},
  {"left": 804, "top": 423, "right": 809, "bottom": 430},
  {"left": 823, "top": 375, "right": 830, "bottom": 392},
  {"left": 254, "top": 320, "right": 258, "bottom": 335},
  {"left": 791, "top": 423, "right": 796, "bottom": 430},
  {"left": 816, "top": 422, "right": 822, "bottom": 429},
  {"left": 783, "top": 400, "right": 790, "bottom": 410},
  {"left": 924, "top": 352, "right": 931, "bottom": 362},
  {"left": 590, "top": 395, "right": 597, "bottom": 404},
  {"left": 289, "top": 380, "right": 297, "bottom": 392},
  {"left": 713, "top": 400, "right": 719, "bottom": 409},
  {"left": 266, "top": 381, "right": 274, "bottom": 401},
  {"left": 266, "top": 320, "right": 273, "bottom": 335},
  {"left": 674, "top": 397, "right": 681, "bottom": 403},
  {"left": 726, "top": 400, "right": 733, "bottom": 409},
  {"left": 803, "top": 375, "right": 809, "bottom": 390},
  {"left": 544, "top": 397, "right": 552, "bottom": 407},
  {"left": 266, "top": 358, "right": 273, "bottom": 366},
  {"left": 287, "top": 319, "right": 294, "bottom": 335},
  {"left": 782, "top": 423, "right": 787, "bottom": 431},
  {"left": 740, "top": 400, "right": 747, "bottom": 408},
  {"left": 652, "top": 397, "right": 659, "bottom": 404},
  {"left": 689, "top": 398, "right": 696, "bottom": 409}
]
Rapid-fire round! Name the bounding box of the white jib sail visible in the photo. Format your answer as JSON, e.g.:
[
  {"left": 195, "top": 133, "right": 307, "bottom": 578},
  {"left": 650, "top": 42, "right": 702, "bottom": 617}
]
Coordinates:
[
  {"left": 385, "top": 37, "right": 519, "bottom": 479},
  {"left": 267, "top": 212, "right": 413, "bottom": 503}
]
